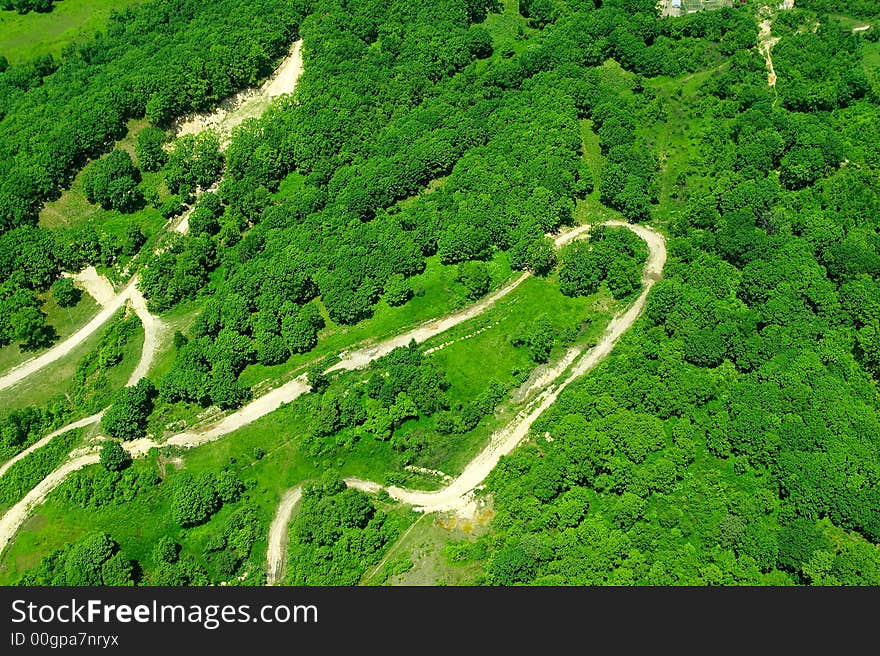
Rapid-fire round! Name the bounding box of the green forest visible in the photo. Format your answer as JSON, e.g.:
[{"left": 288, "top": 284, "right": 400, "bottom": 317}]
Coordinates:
[{"left": 0, "top": 0, "right": 878, "bottom": 586}]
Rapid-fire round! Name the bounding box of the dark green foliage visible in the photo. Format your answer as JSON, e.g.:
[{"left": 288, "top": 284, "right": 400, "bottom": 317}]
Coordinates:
[
  {"left": 169, "top": 469, "right": 244, "bottom": 528},
  {"left": 101, "top": 378, "right": 157, "bottom": 441},
  {"left": 152, "top": 536, "right": 180, "bottom": 565},
  {"left": 559, "top": 242, "right": 600, "bottom": 297},
  {"left": 58, "top": 459, "right": 160, "bottom": 509},
  {"left": 511, "top": 314, "right": 556, "bottom": 363},
  {"left": 559, "top": 227, "right": 647, "bottom": 300},
  {"left": 773, "top": 16, "right": 870, "bottom": 112},
  {"left": 285, "top": 478, "right": 402, "bottom": 585},
  {"left": 122, "top": 223, "right": 146, "bottom": 257},
  {"left": 163, "top": 132, "right": 224, "bottom": 195},
  {"left": 187, "top": 192, "right": 223, "bottom": 237},
  {"left": 0, "top": 0, "right": 306, "bottom": 233},
  {"left": 474, "top": 0, "right": 880, "bottom": 585},
  {"left": 487, "top": 540, "right": 537, "bottom": 584},
  {"left": 17, "top": 533, "right": 136, "bottom": 586},
  {"left": 457, "top": 261, "right": 491, "bottom": 301},
  {"left": 135, "top": 127, "right": 168, "bottom": 171},
  {"left": 383, "top": 273, "right": 413, "bottom": 307},
  {"left": 281, "top": 303, "right": 324, "bottom": 354},
  {"left": 99, "top": 441, "right": 131, "bottom": 472},
  {"left": 0, "top": 272, "right": 51, "bottom": 350},
  {"left": 170, "top": 471, "right": 221, "bottom": 528},
  {"left": 2, "top": 0, "right": 55, "bottom": 14},
  {"left": 777, "top": 518, "right": 830, "bottom": 579},
  {"left": 139, "top": 234, "right": 218, "bottom": 312},
  {"left": 0, "top": 428, "right": 80, "bottom": 510},
  {"left": 82, "top": 149, "right": 143, "bottom": 213},
  {"left": 50, "top": 277, "right": 81, "bottom": 307}
]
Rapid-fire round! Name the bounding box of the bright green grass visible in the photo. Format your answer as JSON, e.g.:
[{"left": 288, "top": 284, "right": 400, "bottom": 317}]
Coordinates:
[
  {"left": 0, "top": 456, "right": 171, "bottom": 584},
  {"left": 864, "top": 39, "right": 880, "bottom": 91},
  {"left": 0, "top": 427, "right": 84, "bottom": 516},
  {"left": 0, "top": 290, "right": 99, "bottom": 376},
  {"left": 147, "top": 250, "right": 518, "bottom": 438},
  {"left": 360, "top": 513, "right": 488, "bottom": 586},
  {"left": 39, "top": 118, "right": 170, "bottom": 283},
  {"left": 0, "top": 260, "right": 621, "bottom": 582},
  {"left": 0, "top": 0, "right": 143, "bottom": 64},
  {"left": 481, "top": 0, "right": 535, "bottom": 57},
  {"left": 644, "top": 64, "right": 727, "bottom": 221},
  {"left": 0, "top": 312, "right": 143, "bottom": 413},
  {"left": 237, "top": 251, "right": 517, "bottom": 390}
]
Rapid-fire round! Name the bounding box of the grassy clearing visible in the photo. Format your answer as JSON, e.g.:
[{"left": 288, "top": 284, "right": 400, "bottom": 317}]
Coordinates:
[
  {"left": 0, "top": 456, "right": 170, "bottom": 585},
  {"left": 481, "top": 0, "right": 535, "bottom": 57},
  {"left": 0, "top": 311, "right": 143, "bottom": 413},
  {"left": 237, "top": 251, "right": 517, "bottom": 389},
  {"left": 402, "top": 274, "right": 615, "bottom": 475},
  {"left": 0, "top": 259, "right": 620, "bottom": 582},
  {"left": 39, "top": 118, "right": 170, "bottom": 284},
  {"left": 0, "top": 0, "right": 144, "bottom": 63},
  {"left": 0, "top": 427, "right": 84, "bottom": 517},
  {"left": 147, "top": 249, "right": 519, "bottom": 437},
  {"left": 360, "top": 512, "right": 488, "bottom": 586},
  {"left": 643, "top": 65, "right": 725, "bottom": 222},
  {"left": 0, "top": 291, "right": 99, "bottom": 377}
]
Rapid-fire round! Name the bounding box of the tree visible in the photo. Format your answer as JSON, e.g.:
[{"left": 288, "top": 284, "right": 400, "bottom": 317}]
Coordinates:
[
  {"left": 383, "top": 273, "right": 413, "bottom": 307},
  {"left": 81, "top": 149, "right": 143, "bottom": 213},
  {"left": 135, "top": 126, "right": 167, "bottom": 171},
  {"left": 122, "top": 223, "right": 146, "bottom": 257},
  {"left": 99, "top": 441, "right": 131, "bottom": 472},
  {"left": 281, "top": 304, "right": 324, "bottom": 354},
  {"left": 312, "top": 394, "right": 341, "bottom": 437},
  {"left": 101, "top": 378, "right": 157, "bottom": 440},
  {"left": 527, "top": 237, "right": 557, "bottom": 276},
  {"left": 488, "top": 541, "right": 536, "bottom": 585},
  {"left": 51, "top": 277, "right": 81, "bottom": 307},
  {"left": 170, "top": 472, "right": 221, "bottom": 528},
  {"left": 11, "top": 305, "right": 54, "bottom": 350},
  {"left": 152, "top": 537, "right": 180, "bottom": 564},
  {"left": 457, "top": 261, "right": 491, "bottom": 300},
  {"left": 163, "top": 132, "right": 224, "bottom": 195},
  {"left": 559, "top": 242, "right": 600, "bottom": 297},
  {"left": 513, "top": 314, "right": 555, "bottom": 363}
]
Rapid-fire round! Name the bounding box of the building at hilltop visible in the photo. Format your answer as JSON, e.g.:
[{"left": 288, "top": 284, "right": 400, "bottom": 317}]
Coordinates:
[{"left": 659, "top": 0, "right": 736, "bottom": 17}]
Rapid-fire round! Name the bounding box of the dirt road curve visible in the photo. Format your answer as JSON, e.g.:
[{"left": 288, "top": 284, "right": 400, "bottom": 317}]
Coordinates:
[
  {"left": 266, "top": 486, "right": 302, "bottom": 585},
  {"left": 0, "top": 413, "right": 102, "bottom": 478},
  {"left": 173, "top": 40, "right": 303, "bottom": 144},
  {"left": 126, "top": 285, "right": 163, "bottom": 387},
  {"left": 0, "top": 221, "right": 665, "bottom": 560},
  {"left": 0, "top": 453, "right": 99, "bottom": 556},
  {"left": 345, "top": 221, "right": 665, "bottom": 513},
  {"left": 0, "top": 280, "right": 137, "bottom": 392},
  {"left": 326, "top": 225, "right": 590, "bottom": 374},
  {"left": 0, "top": 39, "right": 312, "bottom": 558}
]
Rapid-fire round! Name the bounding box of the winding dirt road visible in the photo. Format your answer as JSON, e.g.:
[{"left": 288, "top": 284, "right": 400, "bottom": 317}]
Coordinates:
[
  {"left": 0, "top": 221, "right": 666, "bottom": 563},
  {"left": 345, "top": 221, "right": 665, "bottom": 514},
  {"left": 0, "top": 452, "right": 99, "bottom": 556},
  {"left": 0, "top": 413, "right": 102, "bottom": 479},
  {"left": 265, "top": 221, "right": 665, "bottom": 582},
  {"left": 0, "top": 38, "right": 311, "bottom": 559},
  {"left": 0, "top": 279, "right": 137, "bottom": 392},
  {"left": 0, "top": 37, "right": 308, "bottom": 394},
  {"left": 266, "top": 486, "right": 302, "bottom": 585},
  {"left": 125, "top": 284, "right": 163, "bottom": 387},
  {"left": 758, "top": 18, "right": 780, "bottom": 88}
]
